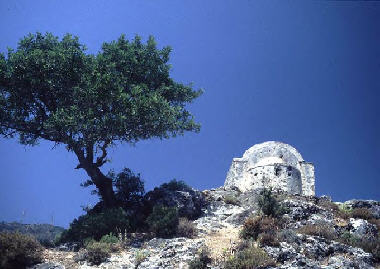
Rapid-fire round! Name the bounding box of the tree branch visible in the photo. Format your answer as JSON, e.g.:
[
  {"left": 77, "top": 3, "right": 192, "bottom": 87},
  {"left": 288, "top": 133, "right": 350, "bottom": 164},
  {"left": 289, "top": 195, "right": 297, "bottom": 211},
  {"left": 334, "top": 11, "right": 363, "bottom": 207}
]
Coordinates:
[{"left": 95, "top": 140, "right": 110, "bottom": 167}]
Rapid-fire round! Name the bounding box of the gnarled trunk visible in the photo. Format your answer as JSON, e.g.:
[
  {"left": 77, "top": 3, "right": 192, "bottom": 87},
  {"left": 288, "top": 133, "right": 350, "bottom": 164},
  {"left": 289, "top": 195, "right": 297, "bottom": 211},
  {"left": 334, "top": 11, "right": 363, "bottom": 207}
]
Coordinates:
[
  {"left": 83, "top": 165, "right": 116, "bottom": 208},
  {"left": 74, "top": 147, "right": 116, "bottom": 207}
]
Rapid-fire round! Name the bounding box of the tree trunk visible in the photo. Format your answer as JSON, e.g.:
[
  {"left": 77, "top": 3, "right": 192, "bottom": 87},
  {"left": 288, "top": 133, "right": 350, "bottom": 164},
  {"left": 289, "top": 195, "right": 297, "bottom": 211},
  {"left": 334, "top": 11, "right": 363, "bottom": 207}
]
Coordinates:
[{"left": 83, "top": 164, "right": 117, "bottom": 208}]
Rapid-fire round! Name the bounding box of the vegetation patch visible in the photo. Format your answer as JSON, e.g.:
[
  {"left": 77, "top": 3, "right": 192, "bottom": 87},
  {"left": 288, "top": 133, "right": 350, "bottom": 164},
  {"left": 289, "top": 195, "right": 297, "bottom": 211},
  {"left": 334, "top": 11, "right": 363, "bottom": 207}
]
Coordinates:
[
  {"left": 297, "top": 223, "right": 336, "bottom": 240},
  {"left": 257, "top": 188, "right": 288, "bottom": 218},
  {"left": 59, "top": 207, "right": 131, "bottom": 243},
  {"left": 0, "top": 232, "right": 43, "bottom": 269},
  {"left": 240, "top": 216, "right": 280, "bottom": 240},
  {"left": 146, "top": 206, "right": 179, "bottom": 238},
  {"left": 224, "top": 244, "right": 276, "bottom": 269},
  {"left": 177, "top": 218, "right": 197, "bottom": 238},
  {"left": 84, "top": 241, "right": 111, "bottom": 265}
]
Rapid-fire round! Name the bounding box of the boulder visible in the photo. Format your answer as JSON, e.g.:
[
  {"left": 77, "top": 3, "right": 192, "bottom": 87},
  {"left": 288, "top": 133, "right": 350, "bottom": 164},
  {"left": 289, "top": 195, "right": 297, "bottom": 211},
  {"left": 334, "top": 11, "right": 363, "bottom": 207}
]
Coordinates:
[{"left": 144, "top": 183, "right": 205, "bottom": 219}]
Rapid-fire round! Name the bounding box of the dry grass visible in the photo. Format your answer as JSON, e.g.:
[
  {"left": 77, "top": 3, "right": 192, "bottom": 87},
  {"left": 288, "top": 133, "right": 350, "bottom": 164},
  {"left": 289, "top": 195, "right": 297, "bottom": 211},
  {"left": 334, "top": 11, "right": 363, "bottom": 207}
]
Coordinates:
[
  {"left": 297, "top": 223, "right": 337, "bottom": 240},
  {"left": 177, "top": 218, "right": 197, "bottom": 238},
  {"left": 204, "top": 226, "right": 241, "bottom": 264},
  {"left": 350, "top": 208, "right": 374, "bottom": 220}
]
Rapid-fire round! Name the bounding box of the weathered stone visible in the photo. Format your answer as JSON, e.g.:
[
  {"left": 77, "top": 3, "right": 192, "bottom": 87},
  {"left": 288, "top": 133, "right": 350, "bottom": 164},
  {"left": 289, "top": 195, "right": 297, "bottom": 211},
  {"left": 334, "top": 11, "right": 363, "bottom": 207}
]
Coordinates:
[{"left": 349, "top": 218, "right": 378, "bottom": 238}]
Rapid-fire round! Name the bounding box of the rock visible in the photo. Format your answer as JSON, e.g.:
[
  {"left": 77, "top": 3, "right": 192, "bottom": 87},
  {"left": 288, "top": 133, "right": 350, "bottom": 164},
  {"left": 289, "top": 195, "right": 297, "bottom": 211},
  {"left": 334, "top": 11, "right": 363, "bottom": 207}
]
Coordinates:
[
  {"left": 28, "top": 263, "right": 65, "bottom": 269},
  {"left": 56, "top": 242, "right": 80, "bottom": 252},
  {"left": 349, "top": 218, "right": 378, "bottom": 238},
  {"left": 145, "top": 184, "right": 205, "bottom": 219}
]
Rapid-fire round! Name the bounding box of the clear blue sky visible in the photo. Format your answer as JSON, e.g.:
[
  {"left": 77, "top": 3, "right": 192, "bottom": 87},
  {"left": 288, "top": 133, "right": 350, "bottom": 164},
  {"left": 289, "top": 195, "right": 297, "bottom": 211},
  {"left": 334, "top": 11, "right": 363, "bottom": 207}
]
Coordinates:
[{"left": 0, "top": 1, "right": 379, "bottom": 227}]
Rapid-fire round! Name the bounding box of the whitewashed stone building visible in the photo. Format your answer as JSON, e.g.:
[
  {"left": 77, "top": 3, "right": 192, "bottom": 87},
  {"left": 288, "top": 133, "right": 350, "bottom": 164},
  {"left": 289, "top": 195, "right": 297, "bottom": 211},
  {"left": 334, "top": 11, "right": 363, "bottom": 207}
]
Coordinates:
[{"left": 224, "top": 141, "right": 315, "bottom": 196}]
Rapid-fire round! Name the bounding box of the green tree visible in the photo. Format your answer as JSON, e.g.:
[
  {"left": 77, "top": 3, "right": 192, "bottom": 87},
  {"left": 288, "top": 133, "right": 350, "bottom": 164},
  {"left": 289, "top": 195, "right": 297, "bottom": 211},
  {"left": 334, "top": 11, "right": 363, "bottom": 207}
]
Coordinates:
[{"left": 0, "top": 32, "right": 202, "bottom": 207}]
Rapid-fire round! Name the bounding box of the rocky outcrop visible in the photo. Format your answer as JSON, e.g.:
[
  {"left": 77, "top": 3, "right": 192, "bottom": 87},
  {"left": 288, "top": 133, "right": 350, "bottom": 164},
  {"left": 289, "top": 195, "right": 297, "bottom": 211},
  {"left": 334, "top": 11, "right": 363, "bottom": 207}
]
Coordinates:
[
  {"left": 144, "top": 183, "right": 205, "bottom": 219},
  {"left": 31, "top": 188, "right": 379, "bottom": 269}
]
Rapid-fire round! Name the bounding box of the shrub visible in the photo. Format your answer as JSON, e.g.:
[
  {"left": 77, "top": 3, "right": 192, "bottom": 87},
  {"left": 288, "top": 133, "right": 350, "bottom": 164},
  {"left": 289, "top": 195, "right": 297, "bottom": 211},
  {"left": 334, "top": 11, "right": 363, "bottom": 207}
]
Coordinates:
[
  {"left": 240, "top": 216, "right": 279, "bottom": 240},
  {"left": 257, "top": 188, "right": 286, "bottom": 218},
  {"left": 59, "top": 207, "right": 131, "bottom": 243},
  {"left": 350, "top": 208, "right": 373, "bottom": 220},
  {"left": 188, "top": 248, "right": 212, "bottom": 269},
  {"left": 223, "top": 195, "right": 240, "bottom": 206},
  {"left": 297, "top": 223, "right": 336, "bottom": 240},
  {"left": 177, "top": 218, "right": 197, "bottom": 238},
  {"left": 0, "top": 232, "right": 43, "bottom": 269},
  {"left": 257, "top": 232, "right": 280, "bottom": 247},
  {"left": 85, "top": 241, "right": 111, "bottom": 265},
  {"left": 146, "top": 206, "right": 179, "bottom": 238},
  {"left": 224, "top": 245, "right": 275, "bottom": 269},
  {"left": 161, "top": 179, "right": 192, "bottom": 192}
]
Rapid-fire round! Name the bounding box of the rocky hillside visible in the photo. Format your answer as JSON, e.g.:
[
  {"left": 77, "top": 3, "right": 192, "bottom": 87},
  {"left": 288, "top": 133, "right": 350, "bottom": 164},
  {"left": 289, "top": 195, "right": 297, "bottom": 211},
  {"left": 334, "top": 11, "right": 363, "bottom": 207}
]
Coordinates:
[
  {"left": 0, "top": 221, "right": 64, "bottom": 247},
  {"left": 26, "top": 187, "right": 380, "bottom": 269}
]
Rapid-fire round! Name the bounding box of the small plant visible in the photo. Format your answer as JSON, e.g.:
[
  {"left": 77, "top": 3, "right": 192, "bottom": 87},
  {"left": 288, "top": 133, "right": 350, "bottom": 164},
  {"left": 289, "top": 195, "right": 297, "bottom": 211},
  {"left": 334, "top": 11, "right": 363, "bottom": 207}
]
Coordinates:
[
  {"left": 135, "top": 250, "right": 149, "bottom": 268},
  {"left": 85, "top": 241, "right": 111, "bottom": 265},
  {"left": 297, "top": 223, "right": 336, "bottom": 240},
  {"left": 0, "top": 232, "right": 43, "bottom": 269},
  {"left": 188, "top": 248, "right": 212, "bottom": 269},
  {"left": 100, "top": 233, "right": 119, "bottom": 244},
  {"left": 146, "top": 206, "right": 179, "bottom": 238},
  {"left": 177, "top": 217, "right": 197, "bottom": 238},
  {"left": 224, "top": 245, "right": 275, "bottom": 269},
  {"left": 240, "top": 216, "right": 279, "bottom": 240},
  {"left": 223, "top": 195, "right": 240, "bottom": 206},
  {"left": 335, "top": 204, "right": 352, "bottom": 219},
  {"left": 257, "top": 188, "right": 287, "bottom": 218}
]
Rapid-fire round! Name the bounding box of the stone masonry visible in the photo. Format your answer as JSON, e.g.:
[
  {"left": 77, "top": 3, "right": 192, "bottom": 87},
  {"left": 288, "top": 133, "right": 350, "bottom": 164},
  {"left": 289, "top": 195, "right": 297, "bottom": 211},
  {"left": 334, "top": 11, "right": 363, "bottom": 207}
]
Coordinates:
[{"left": 224, "top": 141, "right": 315, "bottom": 196}]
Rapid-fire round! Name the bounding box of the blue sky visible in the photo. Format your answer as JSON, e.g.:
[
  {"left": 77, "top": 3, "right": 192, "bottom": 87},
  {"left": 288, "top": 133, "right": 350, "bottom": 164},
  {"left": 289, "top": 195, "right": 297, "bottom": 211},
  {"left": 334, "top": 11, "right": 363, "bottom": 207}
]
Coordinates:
[{"left": 0, "top": 1, "right": 379, "bottom": 227}]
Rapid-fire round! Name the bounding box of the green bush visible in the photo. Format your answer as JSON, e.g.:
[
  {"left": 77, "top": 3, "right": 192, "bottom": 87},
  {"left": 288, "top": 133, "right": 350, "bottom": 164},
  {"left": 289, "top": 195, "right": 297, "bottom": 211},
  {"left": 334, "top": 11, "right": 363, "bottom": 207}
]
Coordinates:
[
  {"left": 240, "top": 216, "right": 279, "bottom": 240},
  {"left": 177, "top": 217, "right": 197, "bottom": 238},
  {"left": 257, "top": 188, "right": 287, "bottom": 218},
  {"left": 146, "top": 206, "right": 179, "bottom": 238},
  {"left": 85, "top": 241, "right": 111, "bottom": 265},
  {"left": 59, "top": 207, "right": 131, "bottom": 243},
  {"left": 0, "top": 232, "right": 43, "bottom": 269},
  {"left": 188, "top": 248, "right": 212, "bottom": 269},
  {"left": 224, "top": 245, "right": 275, "bottom": 269}
]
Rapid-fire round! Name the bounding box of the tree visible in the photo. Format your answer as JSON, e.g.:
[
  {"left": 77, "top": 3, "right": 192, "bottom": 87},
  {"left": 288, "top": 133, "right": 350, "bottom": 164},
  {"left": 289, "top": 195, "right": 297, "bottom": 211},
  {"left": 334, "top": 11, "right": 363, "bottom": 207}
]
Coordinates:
[{"left": 0, "top": 32, "right": 202, "bottom": 207}]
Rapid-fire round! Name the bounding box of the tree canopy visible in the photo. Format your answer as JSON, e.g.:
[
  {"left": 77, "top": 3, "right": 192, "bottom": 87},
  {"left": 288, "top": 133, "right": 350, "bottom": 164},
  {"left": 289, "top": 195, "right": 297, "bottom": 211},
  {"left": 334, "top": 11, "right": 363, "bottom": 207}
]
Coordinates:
[{"left": 0, "top": 32, "right": 202, "bottom": 206}]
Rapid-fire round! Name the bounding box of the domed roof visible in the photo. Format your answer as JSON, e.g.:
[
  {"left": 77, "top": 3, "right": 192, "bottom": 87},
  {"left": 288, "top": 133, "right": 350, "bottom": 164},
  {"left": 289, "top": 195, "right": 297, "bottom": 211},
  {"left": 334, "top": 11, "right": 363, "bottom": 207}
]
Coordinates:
[{"left": 242, "top": 141, "right": 304, "bottom": 168}]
